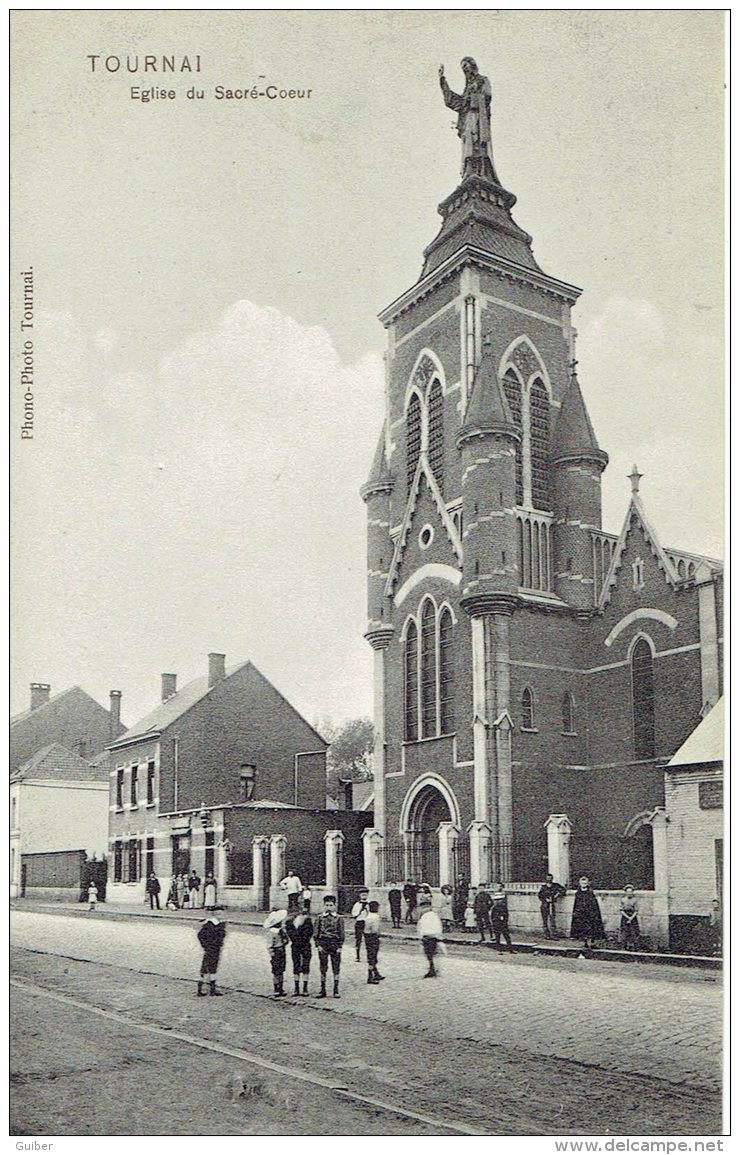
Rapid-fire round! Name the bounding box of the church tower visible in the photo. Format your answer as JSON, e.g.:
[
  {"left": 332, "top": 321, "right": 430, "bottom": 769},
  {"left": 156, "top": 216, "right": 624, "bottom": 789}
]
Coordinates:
[{"left": 363, "top": 58, "right": 608, "bottom": 885}]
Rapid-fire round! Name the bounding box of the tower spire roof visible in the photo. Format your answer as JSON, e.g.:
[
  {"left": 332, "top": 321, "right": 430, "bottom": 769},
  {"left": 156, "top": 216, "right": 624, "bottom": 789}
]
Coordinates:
[
  {"left": 360, "top": 431, "right": 393, "bottom": 501},
  {"left": 457, "top": 339, "right": 519, "bottom": 445},
  {"left": 551, "top": 367, "right": 608, "bottom": 467}
]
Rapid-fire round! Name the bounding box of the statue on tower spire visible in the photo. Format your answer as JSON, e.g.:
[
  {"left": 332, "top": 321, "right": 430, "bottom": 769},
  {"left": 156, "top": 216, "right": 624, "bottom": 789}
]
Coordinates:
[{"left": 439, "top": 57, "right": 500, "bottom": 181}]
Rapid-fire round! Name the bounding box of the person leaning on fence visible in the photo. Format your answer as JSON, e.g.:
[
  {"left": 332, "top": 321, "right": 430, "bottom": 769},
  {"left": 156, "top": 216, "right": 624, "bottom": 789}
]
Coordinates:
[
  {"left": 538, "top": 874, "right": 566, "bottom": 939},
  {"left": 402, "top": 880, "right": 417, "bottom": 923},
  {"left": 473, "top": 884, "right": 493, "bottom": 942},
  {"left": 314, "top": 893, "right": 344, "bottom": 998},
  {"left": 619, "top": 885, "right": 640, "bottom": 951},
  {"left": 279, "top": 869, "right": 303, "bottom": 912}
]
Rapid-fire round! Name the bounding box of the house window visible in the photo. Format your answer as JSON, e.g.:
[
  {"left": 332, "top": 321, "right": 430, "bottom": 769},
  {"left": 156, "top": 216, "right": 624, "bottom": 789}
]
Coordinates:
[
  {"left": 521, "top": 687, "right": 535, "bottom": 730},
  {"left": 428, "top": 381, "right": 444, "bottom": 495},
  {"left": 503, "top": 369, "right": 523, "bottom": 504},
  {"left": 127, "top": 839, "right": 140, "bottom": 882},
  {"left": 439, "top": 608, "right": 455, "bottom": 734},
  {"left": 529, "top": 379, "right": 550, "bottom": 510},
  {"left": 631, "top": 638, "right": 656, "bottom": 759},
  {"left": 113, "top": 842, "right": 123, "bottom": 882},
  {"left": 406, "top": 392, "right": 422, "bottom": 492},
  {"left": 171, "top": 834, "right": 191, "bottom": 876},
  {"left": 420, "top": 600, "right": 437, "bottom": 738},
  {"left": 116, "top": 769, "right": 124, "bottom": 810},
  {"left": 145, "top": 837, "right": 155, "bottom": 878},
  {"left": 562, "top": 691, "right": 576, "bottom": 734},
  {"left": 404, "top": 621, "right": 419, "bottom": 741},
  {"left": 632, "top": 558, "right": 645, "bottom": 590},
  {"left": 205, "top": 830, "right": 215, "bottom": 877},
  {"left": 146, "top": 760, "right": 155, "bottom": 805},
  {"left": 130, "top": 765, "right": 139, "bottom": 808}
]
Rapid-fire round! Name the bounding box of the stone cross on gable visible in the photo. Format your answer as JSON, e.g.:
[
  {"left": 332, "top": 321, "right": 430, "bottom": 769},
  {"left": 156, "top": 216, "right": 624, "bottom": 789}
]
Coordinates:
[{"left": 629, "top": 465, "right": 643, "bottom": 496}]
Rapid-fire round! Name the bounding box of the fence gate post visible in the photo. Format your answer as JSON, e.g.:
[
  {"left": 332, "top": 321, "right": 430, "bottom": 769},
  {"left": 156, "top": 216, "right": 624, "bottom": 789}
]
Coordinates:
[
  {"left": 269, "top": 834, "right": 287, "bottom": 891},
  {"left": 544, "top": 814, "right": 572, "bottom": 886},
  {"left": 437, "top": 822, "right": 460, "bottom": 888},
  {"left": 324, "top": 829, "right": 345, "bottom": 895},
  {"left": 363, "top": 828, "right": 384, "bottom": 887},
  {"left": 252, "top": 836, "right": 269, "bottom": 899},
  {"left": 468, "top": 821, "right": 492, "bottom": 886}
]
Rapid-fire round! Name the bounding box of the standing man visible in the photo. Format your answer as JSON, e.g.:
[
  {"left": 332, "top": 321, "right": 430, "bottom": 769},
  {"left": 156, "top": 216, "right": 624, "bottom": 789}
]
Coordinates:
[
  {"left": 188, "top": 870, "right": 202, "bottom": 910},
  {"left": 538, "top": 874, "right": 566, "bottom": 939},
  {"left": 490, "top": 881, "right": 512, "bottom": 952},
  {"left": 314, "top": 893, "right": 344, "bottom": 999},
  {"left": 402, "top": 880, "right": 417, "bottom": 924},
  {"left": 363, "top": 900, "right": 384, "bottom": 985},
  {"left": 474, "top": 884, "right": 493, "bottom": 943},
  {"left": 351, "top": 888, "right": 370, "bottom": 962},
  {"left": 388, "top": 882, "right": 402, "bottom": 929},
  {"left": 279, "top": 869, "right": 303, "bottom": 912},
  {"left": 146, "top": 872, "right": 161, "bottom": 911},
  {"left": 196, "top": 915, "right": 226, "bottom": 996}
]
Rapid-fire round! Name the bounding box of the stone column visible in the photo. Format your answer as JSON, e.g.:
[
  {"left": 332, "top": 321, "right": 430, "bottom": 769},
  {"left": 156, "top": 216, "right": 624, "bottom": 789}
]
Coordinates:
[
  {"left": 437, "top": 822, "right": 460, "bottom": 888},
  {"left": 490, "top": 615, "right": 513, "bottom": 846},
  {"left": 696, "top": 564, "right": 720, "bottom": 710},
  {"left": 363, "top": 828, "right": 384, "bottom": 887},
  {"left": 269, "top": 834, "right": 287, "bottom": 888},
  {"left": 468, "top": 820, "right": 492, "bottom": 886},
  {"left": 252, "top": 836, "right": 268, "bottom": 898},
  {"left": 544, "top": 814, "right": 572, "bottom": 886},
  {"left": 324, "top": 829, "right": 345, "bottom": 894},
  {"left": 402, "top": 829, "right": 415, "bottom": 881},
  {"left": 365, "top": 627, "right": 394, "bottom": 839},
  {"left": 471, "top": 617, "right": 490, "bottom": 823},
  {"left": 646, "top": 807, "right": 669, "bottom": 949}
]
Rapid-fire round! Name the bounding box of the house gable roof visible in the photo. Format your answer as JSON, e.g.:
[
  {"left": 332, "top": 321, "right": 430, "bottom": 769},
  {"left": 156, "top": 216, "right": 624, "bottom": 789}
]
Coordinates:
[
  {"left": 13, "top": 743, "right": 108, "bottom": 783},
  {"left": 667, "top": 698, "right": 723, "bottom": 768}
]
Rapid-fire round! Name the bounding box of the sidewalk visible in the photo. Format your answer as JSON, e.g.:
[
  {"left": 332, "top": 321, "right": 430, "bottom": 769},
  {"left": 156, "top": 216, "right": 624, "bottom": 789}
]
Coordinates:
[{"left": 11, "top": 897, "right": 721, "bottom": 970}]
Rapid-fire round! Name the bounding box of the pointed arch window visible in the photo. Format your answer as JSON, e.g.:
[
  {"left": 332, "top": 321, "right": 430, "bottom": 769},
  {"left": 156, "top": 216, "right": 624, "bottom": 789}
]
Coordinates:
[
  {"left": 503, "top": 369, "right": 524, "bottom": 504},
  {"left": 631, "top": 638, "right": 656, "bottom": 759},
  {"left": 406, "top": 392, "right": 422, "bottom": 493},
  {"left": 530, "top": 378, "right": 550, "bottom": 510},
  {"left": 562, "top": 691, "right": 576, "bottom": 734},
  {"left": 428, "top": 381, "right": 444, "bottom": 496},
  {"left": 404, "top": 622, "right": 419, "bottom": 742},
  {"left": 439, "top": 608, "right": 455, "bottom": 735},
  {"left": 420, "top": 601, "right": 437, "bottom": 738},
  {"left": 521, "top": 686, "right": 535, "bottom": 730}
]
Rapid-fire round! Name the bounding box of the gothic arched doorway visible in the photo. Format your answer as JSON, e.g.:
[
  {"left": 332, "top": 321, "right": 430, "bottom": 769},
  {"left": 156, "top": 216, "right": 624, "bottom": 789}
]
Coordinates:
[{"left": 404, "top": 781, "right": 455, "bottom": 886}]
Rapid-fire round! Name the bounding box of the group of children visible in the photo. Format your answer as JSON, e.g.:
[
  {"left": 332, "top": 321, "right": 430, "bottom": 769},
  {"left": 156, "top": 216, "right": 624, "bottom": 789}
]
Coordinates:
[{"left": 194, "top": 887, "right": 448, "bottom": 999}]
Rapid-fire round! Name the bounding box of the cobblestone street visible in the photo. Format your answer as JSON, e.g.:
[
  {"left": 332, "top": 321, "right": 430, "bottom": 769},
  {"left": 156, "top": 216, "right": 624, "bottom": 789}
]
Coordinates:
[{"left": 10, "top": 909, "right": 722, "bottom": 1135}]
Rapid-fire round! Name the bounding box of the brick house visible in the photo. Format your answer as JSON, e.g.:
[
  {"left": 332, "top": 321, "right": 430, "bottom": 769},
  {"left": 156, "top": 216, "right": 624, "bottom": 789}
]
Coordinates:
[
  {"left": 106, "top": 653, "right": 353, "bottom": 906},
  {"left": 11, "top": 683, "right": 125, "bottom": 772},
  {"left": 361, "top": 114, "right": 723, "bottom": 904}
]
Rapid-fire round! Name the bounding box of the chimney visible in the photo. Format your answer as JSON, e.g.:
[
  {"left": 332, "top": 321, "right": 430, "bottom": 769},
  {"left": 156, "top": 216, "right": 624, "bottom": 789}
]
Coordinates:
[
  {"left": 161, "top": 673, "right": 177, "bottom": 703},
  {"left": 30, "top": 683, "right": 51, "bottom": 710},
  {"left": 208, "top": 652, "right": 226, "bottom": 688},
  {"left": 109, "top": 690, "right": 122, "bottom": 741}
]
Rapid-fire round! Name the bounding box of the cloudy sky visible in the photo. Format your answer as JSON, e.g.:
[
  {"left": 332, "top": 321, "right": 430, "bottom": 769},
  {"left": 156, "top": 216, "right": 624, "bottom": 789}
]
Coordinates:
[{"left": 11, "top": 11, "right": 724, "bottom": 728}]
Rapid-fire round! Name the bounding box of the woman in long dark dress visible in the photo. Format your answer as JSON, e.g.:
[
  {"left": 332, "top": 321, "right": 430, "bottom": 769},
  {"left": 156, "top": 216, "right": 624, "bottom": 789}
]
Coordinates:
[{"left": 570, "top": 876, "right": 605, "bottom": 949}]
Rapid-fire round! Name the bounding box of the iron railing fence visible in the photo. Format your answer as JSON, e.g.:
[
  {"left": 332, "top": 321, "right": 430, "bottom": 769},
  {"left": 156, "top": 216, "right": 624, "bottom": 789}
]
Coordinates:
[
  {"left": 568, "top": 834, "right": 654, "bottom": 891},
  {"left": 484, "top": 838, "right": 549, "bottom": 885}
]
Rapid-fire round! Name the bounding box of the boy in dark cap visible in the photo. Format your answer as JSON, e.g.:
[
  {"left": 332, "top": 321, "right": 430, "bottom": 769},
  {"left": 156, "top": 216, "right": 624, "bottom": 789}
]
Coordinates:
[
  {"left": 314, "top": 894, "right": 345, "bottom": 998},
  {"left": 196, "top": 916, "right": 226, "bottom": 996}
]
